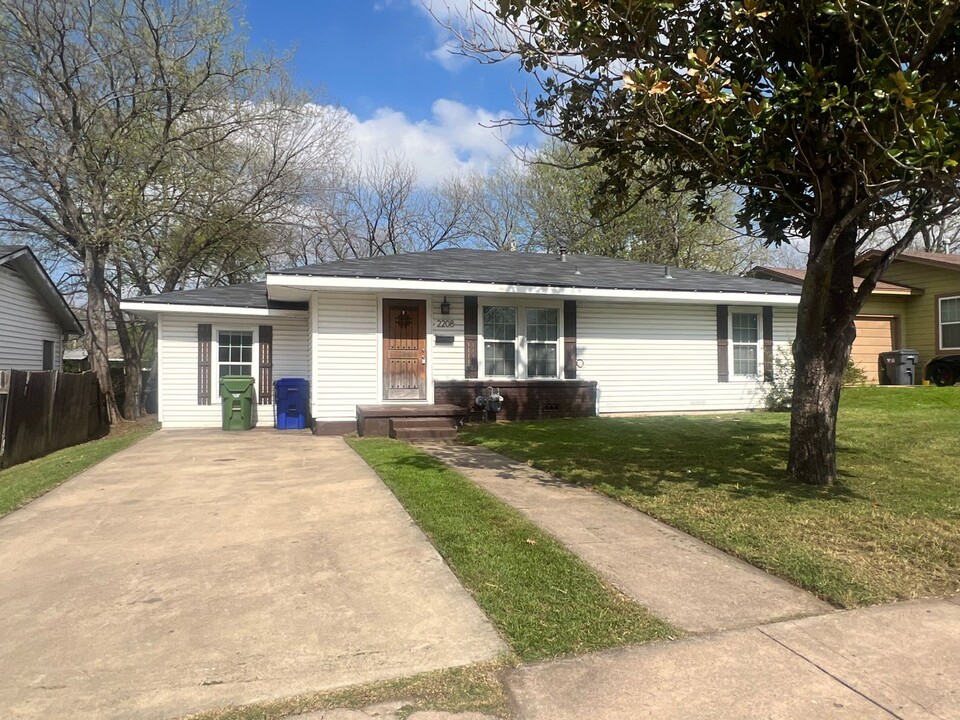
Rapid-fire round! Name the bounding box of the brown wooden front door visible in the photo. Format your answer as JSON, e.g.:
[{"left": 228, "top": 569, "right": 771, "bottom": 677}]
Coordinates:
[{"left": 383, "top": 299, "right": 427, "bottom": 400}]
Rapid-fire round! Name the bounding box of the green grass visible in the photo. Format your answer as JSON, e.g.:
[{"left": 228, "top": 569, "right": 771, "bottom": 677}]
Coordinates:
[
  {"left": 0, "top": 420, "right": 158, "bottom": 517},
  {"left": 348, "top": 437, "right": 677, "bottom": 661},
  {"left": 461, "top": 386, "right": 960, "bottom": 608}
]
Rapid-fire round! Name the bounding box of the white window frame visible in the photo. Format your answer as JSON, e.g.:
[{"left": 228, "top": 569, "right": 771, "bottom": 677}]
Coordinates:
[
  {"left": 478, "top": 301, "right": 563, "bottom": 379},
  {"left": 213, "top": 326, "right": 259, "bottom": 383},
  {"left": 729, "top": 308, "right": 762, "bottom": 379},
  {"left": 939, "top": 295, "right": 960, "bottom": 351}
]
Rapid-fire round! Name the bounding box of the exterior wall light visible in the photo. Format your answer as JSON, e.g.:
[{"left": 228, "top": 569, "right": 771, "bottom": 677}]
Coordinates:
[{"left": 440, "top": 296, "right": 451, "bottom": 315}]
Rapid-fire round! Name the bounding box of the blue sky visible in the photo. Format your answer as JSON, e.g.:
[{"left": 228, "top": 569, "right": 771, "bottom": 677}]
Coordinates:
[{"left": 242, "top": 0, "right": 534, "bottom": 183}]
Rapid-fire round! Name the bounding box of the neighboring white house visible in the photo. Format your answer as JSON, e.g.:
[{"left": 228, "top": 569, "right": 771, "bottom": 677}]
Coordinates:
[
  {"left": 120, "top": 249, "right": 801, "bottom": 431},
  {"left": 0, "top": 245, "right": 83, "bottom": 371}
]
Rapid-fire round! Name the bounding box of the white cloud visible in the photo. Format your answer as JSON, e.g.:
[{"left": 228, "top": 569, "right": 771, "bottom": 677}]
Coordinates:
[
  {"left": 340, "top": 98, "right": 528, "bottom": 185},
  {"left": 413, "top": 0, "right": 502, "bottom": 71}
]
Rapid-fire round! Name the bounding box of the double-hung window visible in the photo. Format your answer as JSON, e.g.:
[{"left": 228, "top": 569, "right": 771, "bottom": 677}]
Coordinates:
[
  {"left": 218, "top": 330, "right": 254, "bottom": 377},
  {"left": 483, "top": 306, "right": 517, "bottom": 376},
  {"left": 731, "top": 311, "right": 761, "bottom": 378},
  {"left": 940, "top": 296, "right": 960, "bottom": 350},
  {"left": 526, "top": 308, "right": 559, "bottom": 377},
  {"left": 481, "top": 304, "right": 561, "bottom": 378}
]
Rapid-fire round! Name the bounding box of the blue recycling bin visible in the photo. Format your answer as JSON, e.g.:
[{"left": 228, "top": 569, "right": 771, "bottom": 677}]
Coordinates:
[{"left": 274, "top": 378, "right": 309, "bottom": 430}]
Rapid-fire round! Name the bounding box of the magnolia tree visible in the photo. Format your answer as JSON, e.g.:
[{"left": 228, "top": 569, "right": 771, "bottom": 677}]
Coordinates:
[{"left": 456, "top": 0, "right": 960, "bottom": 484}]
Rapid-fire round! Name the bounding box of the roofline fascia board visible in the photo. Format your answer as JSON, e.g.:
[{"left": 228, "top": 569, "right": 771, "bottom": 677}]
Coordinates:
[
  {"left": 860, "top": 249, "right": 960, "bottom": 274},
  {"left": 265, "top": 274, "right": 801, "bottom": 306},
  {"left": 119, "top": 301, "right": 308, "bottom": 317}
]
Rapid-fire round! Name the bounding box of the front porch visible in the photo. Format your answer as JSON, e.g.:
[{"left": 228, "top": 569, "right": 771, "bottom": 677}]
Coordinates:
[{"left": 355, "top": 404, "right": 469, "bottom": 441}]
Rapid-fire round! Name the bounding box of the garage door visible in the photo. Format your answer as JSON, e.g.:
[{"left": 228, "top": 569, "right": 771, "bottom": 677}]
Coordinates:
[{"left": 851, "top": 316, "right": 897, "bottom": 384}]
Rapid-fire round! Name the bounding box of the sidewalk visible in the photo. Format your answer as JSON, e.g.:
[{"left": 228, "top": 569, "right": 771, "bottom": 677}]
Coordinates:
[
  {"left": 505, "top": 597, "right": 960, "bottom": 719},
  {"left": 420, "top": 443, "right": 829, "bottom": 634}
]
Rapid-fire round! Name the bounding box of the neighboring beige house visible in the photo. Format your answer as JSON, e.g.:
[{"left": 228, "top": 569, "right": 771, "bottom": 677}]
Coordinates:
[
  {"left": 0, "top": 245, "right": 83, "bottom": 371},
  {"left": 749, "top": 249, "right": 960, "bottom": 384}
]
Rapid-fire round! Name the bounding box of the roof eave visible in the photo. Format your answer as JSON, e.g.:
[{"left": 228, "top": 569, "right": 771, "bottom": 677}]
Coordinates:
[
  {"left": 266, "top": 274, "right": 801, "bottom": 305},
  {"left": 1, "top": 248, "right": 84, "bottom": 335},
  {"left": 859, "top": 249, "right": 960, "bottom": 274},
  {"left": 119, "top": 300, "right": 308, "bottom": 317}
]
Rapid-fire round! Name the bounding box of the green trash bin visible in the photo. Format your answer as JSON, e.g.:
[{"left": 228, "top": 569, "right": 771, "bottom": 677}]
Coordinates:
[{"left": 219, "top": 376, "right": 256, "bottom": 431}]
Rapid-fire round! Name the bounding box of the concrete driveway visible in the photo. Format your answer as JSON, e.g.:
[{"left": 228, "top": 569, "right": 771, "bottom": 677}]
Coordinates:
[{"left": 0, "top": 431, "right": 504, "bottom": 720}]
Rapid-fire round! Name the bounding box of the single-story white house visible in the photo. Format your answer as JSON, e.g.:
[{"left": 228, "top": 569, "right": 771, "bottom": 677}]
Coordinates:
[
  {"left": 120, "top": 249, "right": 801, "bottom": 433},
  {"left": 1, "top": 245, "right": 83, "bottom": 371}
]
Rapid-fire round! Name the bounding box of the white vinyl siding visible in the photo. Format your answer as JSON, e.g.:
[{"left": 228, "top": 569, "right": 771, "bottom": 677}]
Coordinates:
[
  {"left": 578, "top": 301, "right": 795, "bottom": 414},
  {"left": 0, "top": 266, "right": 62, "bottom": 371},
  {"left": 431, "top": 294, "right": 464, "bottom": 381},
  {"left": 157, "top": 312, "right": 309, "bottom": 428},
  {"left": 312, "top": 292, "right": 379, "bottom": 421}
]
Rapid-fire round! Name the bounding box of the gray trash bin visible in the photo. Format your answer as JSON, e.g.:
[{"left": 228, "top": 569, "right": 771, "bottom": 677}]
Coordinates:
[{"left": 879, "top": 349, "right": 920, "bottom": 385}]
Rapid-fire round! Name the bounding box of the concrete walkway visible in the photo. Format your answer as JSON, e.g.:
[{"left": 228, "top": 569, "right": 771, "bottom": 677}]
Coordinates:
[
  {"left": 0, "top": 432, "right": 504, "bottom": 720},
  {"left": 505, "top": 597, "right": 960, "bottom": 719},
  {"left": 420, "top": 443, "right": 830, "bottom": 634}
]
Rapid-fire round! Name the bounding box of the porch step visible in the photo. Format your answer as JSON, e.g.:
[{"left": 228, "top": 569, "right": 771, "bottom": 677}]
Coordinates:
[
  {"left": 356, "top": 404, "right": 469, "bottom": 438},
  {"left": 389, "top": 417, "right": 459, "bottom": 441}
]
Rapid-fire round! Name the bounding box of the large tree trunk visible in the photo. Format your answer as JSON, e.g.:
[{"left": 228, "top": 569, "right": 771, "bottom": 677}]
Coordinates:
[
  {"left": 787, "top": 321, "right": 854, "bottom": 485},
  {"left": 787, "top": 202, "right": 860, "bottom": 485},
  {"left": 83, "top": 247, "right": 121, "bottom": 424},
  {"left": 107, "top": 292, "right": 144, "bottom": 420}
]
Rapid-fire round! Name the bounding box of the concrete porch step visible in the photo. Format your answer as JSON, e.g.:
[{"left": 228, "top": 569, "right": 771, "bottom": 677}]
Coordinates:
[
  {"left": 389, "top": 417, "right": 459, "bottom": 441},
  {"left": 391, "top": 426, "right": 458, "bottom": 441},
  {"left": 356, "top": 404, "right": 468, "bottom": 437}
]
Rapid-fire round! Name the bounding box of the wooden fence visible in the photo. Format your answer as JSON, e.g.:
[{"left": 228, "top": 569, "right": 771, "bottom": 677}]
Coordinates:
[{"left": 0, "top": 370, "right": 109, "bottom": 469}]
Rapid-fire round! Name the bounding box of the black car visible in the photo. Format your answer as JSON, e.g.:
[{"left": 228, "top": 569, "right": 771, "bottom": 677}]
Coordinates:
[{"left": 925, "top": 355, "right": 960, "bottom": 386}]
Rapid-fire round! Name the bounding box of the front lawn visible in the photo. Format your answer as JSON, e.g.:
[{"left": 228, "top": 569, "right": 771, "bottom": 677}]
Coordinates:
[
  {"left": 348, "top": 438, "right": 677, "bottom": 661},
  {"left": 461, "top": 387, "right": 960, "bottom": 608}
]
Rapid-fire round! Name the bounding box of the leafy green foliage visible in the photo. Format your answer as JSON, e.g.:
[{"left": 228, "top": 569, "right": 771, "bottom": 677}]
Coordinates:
[
  {"left": 476, "top": 0, "right": 960, "bottom": 484},
  {"left": 527, "top": 142, "right": 765, "bottom": 271},
  {"left": 495, "top": 1, "right": 960, "bottom": 241}
]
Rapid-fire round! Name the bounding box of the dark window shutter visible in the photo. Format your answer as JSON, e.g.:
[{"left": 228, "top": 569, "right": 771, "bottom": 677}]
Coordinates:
[
  {"left": 197, "top": 324, "right": 212, "bottom": 405},
  {"left": 464, "top": 295, "right": 478, "bottom": 378},
  {"left": 716, "top": 306, "right": 729, "bottom": 383},
  {"left": 762, "top": 306, "right": 774, "bottom": 382},
  {"left": 259, "top": 325, "right": 273, "bottom": 404},
  {"left": 563, "top": 300, "right": 577, "bottom": 379}
]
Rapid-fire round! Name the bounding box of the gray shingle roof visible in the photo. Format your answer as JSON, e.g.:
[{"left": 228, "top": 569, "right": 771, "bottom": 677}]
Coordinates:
[
  {"left": 0, "top": 244, "right": 83, "bottom": 334},
  {"left": 128, "top": 283, "right": 307, "bottom": 311},
  {"left": 273, "top": 249, "right": 801, "bottom": 295},
  {"left": 125, "top": 249, "right": 800, "bottom": 310}
]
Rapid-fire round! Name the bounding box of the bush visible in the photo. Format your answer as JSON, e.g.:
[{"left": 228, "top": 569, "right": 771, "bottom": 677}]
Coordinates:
[
  {"left": 843, "top": 359, "right": 868, "bottom": 386},
  {"left": 763, "top": 349, "right": 795, "bottom": 411}
]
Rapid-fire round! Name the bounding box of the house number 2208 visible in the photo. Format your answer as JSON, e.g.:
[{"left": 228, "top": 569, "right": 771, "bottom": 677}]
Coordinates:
[{"left": 435, "top": 319, "right": 455, "bottom": 329}]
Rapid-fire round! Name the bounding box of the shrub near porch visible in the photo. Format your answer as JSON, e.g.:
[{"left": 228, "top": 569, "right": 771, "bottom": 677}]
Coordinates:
[{"left": 461, "top": 387, "right": 960, "bottom": 608}]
